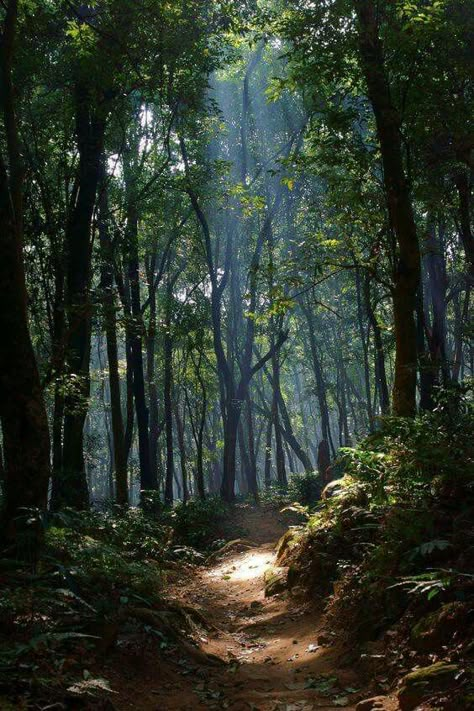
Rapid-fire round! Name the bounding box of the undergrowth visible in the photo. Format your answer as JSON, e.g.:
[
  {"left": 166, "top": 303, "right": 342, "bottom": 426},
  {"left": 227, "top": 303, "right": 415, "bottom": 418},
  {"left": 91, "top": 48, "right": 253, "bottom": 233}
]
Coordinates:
[
  {"left": 0, "top": 496, "right": 235, "bottom": 707},
  {"left": 282, "top": 385, "right": 474, "bottom": 706},
  {"left": 287, "top": 384, "right": 474, "bottom": 637}
]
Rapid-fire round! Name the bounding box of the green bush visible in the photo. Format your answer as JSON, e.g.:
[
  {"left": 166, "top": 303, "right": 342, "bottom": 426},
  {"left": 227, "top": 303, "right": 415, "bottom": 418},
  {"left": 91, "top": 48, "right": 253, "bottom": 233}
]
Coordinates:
[
  {"left": 290, "top": 388, "right": 474, "bottom": 629},
  {"left": 288, "top": 471, "right": 322, "bottom": 506},
  {"left": 340, "top": 385, "right": 474, "bottom": 504},
  {"left": 169, "top": 496, "right": 232, "bottom": 550}
]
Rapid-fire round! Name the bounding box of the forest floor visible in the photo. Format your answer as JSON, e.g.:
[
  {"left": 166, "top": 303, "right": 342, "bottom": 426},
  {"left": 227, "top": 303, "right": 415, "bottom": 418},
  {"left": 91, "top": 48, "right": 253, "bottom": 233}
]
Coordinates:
[{"left": 101, "top": 507, "right": 396, "bottom": 711}]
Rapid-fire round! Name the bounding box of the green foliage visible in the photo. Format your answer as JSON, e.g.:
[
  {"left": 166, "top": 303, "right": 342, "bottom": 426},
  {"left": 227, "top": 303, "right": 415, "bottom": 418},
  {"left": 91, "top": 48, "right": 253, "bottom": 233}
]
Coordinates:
[
  {"left": 289, "top": 392, "right": 474, "bottom": 639},
  {"left": 340, "top": 385, "right": 474, "bottom": 503},
  {"left": 288, "top": 471, "right": 322, "bottom": 506},
  {"left": 168, "top": 497, "right": 234, "bottom": 550},
  {"left": 45, "top": 508, "right": 168, "bottom": 610}
]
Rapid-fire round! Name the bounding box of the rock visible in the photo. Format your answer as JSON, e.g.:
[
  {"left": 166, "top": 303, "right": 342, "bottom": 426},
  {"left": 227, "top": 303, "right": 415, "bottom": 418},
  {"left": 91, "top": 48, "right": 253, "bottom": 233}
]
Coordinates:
[
  {"left": 397, "top": 662, "right": 462, "bottom": 711},
  {"left": 356, "top": 697, "right": 389, "bottom": 711},
  {"left": 317, "top": 632, "right": 331, "bottom": 646},
  {"left": 321, "top": 476, "right": 368, "bottom": 506},
  {"left": 321, "top": 478, "right": 347, "bottom": 500},
  {"left": 275, "top": 528, "right": 302, "bottom": 565},
  {"left": 411, "top": 602, "right": 471, "bottom": 653},
  {"left": 264, "top": 567, "right": 288, "bottom": 597}
]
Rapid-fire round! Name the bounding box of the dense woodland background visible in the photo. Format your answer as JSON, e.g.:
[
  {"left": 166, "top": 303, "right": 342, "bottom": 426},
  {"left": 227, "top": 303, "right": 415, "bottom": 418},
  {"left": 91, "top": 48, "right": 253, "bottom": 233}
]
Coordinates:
[
  {"left": 0, "top": 0, "right": 473, "bottom": 537},
  {"left": 1, "top": 1, "right": 474, "bottom": 708}
]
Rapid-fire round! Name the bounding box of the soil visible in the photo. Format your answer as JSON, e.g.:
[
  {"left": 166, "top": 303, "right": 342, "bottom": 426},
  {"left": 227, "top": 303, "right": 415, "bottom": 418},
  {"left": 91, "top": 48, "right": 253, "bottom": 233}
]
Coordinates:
[{"left": 102, "top": 507, "right": 397, "bottom": 711}]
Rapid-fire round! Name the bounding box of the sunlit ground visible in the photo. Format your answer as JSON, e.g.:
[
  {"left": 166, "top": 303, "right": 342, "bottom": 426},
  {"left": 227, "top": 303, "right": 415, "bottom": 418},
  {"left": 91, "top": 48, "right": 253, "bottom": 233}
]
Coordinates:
[{"left": 207, "top": 550, "right": 273, "bottom": 583}]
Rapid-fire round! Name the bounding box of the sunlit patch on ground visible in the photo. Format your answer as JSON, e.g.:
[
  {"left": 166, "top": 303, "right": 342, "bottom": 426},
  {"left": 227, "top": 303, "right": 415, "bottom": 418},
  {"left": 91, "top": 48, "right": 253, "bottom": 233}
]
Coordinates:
[{"left": 206, "top": 549, "right": 274, "bottom": 583}]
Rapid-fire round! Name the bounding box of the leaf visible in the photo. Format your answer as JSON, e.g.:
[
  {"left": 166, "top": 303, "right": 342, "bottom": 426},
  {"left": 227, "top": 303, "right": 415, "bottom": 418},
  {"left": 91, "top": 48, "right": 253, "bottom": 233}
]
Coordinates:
[
  {"left": 333, "top": 697, "right": 350, "bottom": 707},
  {"left": 67, "top": 677, "right": 116, "bottom": 696}
]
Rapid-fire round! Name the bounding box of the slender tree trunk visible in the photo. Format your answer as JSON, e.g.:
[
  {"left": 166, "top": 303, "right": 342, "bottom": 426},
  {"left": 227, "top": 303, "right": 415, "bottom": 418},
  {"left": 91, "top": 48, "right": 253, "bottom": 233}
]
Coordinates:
[
  {"left": 303, "top": 304, "right": 335, "bottom": 455},
  {"left": 452, "top": 287, "right": 471, "bottom": 382},
  {"left": 98, "top": 170, "right": 128, "bottom": 505},
  {"left": 355, "top": 268, "right": 374, "bottom": 429},
  {"left": 221, "top": 401, "right": 240, "bottom": 501},
  {"left": 264, "top": 415, "right": 273, "bottom": 488},
  {"left": 355, "top": 0, "right": 421, "bottom": 416},
  {"left": 124, "top": 323, "right": 135, "bottom": 461},
  {"left": 163, "top": 298, "right": 174, "bottom": 505},
  {"left": 245, "top": 395, "right": 259, "bottom": 501},
  {"left": 174, "top": 400, "right": 188, "bottom": 504},
  {"left": 424, "top": 220, "right": 449, "bottom": 383},
  {"left": 238, "top": 421, "right": 251, "bottom": 496},
  {"left": 416, "top": 285, "right": 436, "bottom": 411},
  {"left": 50, "top": 269, "right": 66, "bottom": 508},
  {"left": 271, "top": 347, "right": 287, "bottom": 488},
  {"left": 455, "top": 169, "right": 474, "bottom": 278},
  {"left": 317, "top": 439, "right": 331, "bottom": 487},
  {"left": 364, "top": 275, "right": 390, "bottom": 415},
  {"left": 58, "top": 80, "right": 105, "bottom": 509},
  {"left": 146, "top": 258, "right": 160, "bottom": 489},
  {"left": 125, "top": 186, "right": 153, "bottom": 493}
]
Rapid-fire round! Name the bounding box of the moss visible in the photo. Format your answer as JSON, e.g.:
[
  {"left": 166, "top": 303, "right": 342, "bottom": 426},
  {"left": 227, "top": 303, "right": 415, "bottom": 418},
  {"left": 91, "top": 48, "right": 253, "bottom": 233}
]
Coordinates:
[
  {"left": 275, "top": 528, "right": 302, "bottom": 565},
  {"left": 264, "top": 567, "right": 287, "bottom": 597},
  {"left": 398, "top": 662, "right": 462, "bottom": 711},
  {"left": 411, "top": 602, "right": 470, "bottom": 653}
]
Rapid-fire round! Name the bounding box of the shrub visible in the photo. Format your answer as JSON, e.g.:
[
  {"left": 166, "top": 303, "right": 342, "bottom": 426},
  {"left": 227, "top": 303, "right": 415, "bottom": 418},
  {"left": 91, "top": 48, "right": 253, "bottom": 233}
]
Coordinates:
[
  {"left": 169, "top": 496, "right": 232, "bottom": 550},
  {"left": 288, "top": 471, "right": 322, "bottom": 506}
]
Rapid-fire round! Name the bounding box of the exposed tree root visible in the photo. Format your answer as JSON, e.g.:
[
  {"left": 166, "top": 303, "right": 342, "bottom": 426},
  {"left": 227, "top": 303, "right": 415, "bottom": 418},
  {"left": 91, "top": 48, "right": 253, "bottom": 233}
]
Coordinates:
[
  {"left": 119, "top": 606, "right": 225, "bottom": 667},
  {"left": 205, "top": 538, "right": 257, "bottom": 564}
]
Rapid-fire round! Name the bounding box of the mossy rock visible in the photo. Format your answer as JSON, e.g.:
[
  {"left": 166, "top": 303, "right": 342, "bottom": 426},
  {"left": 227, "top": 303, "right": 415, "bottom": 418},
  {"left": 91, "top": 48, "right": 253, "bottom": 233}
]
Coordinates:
[
  {"left": 397, "top": 662, "right": 462, "bottom": 710},
  {"left": 264, "top": 567, "right": 288, "bottom": 597},
  {"left": 321, "top": 476, "right": 368, "bottom": 507},
  {"left": 275, "top": 528, "right": 303, "bottom": 565},
  {"left": 411, "top": 602, "right": 471, "bottom": 653}
]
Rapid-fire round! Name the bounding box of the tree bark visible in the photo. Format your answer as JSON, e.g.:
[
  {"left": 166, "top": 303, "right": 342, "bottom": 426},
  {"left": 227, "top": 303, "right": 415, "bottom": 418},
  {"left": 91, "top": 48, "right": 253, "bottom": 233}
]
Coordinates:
[
  {"left": 174, "top": 399, "right": 188, "bottom": 504},
  {"left": 163, "top": 292, "right": 174, "bottom": 505},
  {"left": 455, "top": 169, "right": 474, "bottom": 278},
  {"left": 0, "top": 0, "right": 51, "bottom": 544},
  {"left": 124, "top": 162, "right": 153, "bottom": 493},
  {"left": 355, "top": 0, "right": 421, "bottom": 416},
  {"left": 364, "top": 274, "right": 390, "bottom": 415},
  {"left": 98, "top": 170, "right": 128, "bottom": 506},
  {"left": 60, "top": 81, "right": 105, "bottom": 509}
]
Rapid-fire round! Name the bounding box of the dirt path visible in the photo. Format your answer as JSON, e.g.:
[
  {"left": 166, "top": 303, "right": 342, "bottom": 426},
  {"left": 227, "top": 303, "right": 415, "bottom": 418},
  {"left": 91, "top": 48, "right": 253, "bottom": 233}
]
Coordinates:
[{"left": 108, "top": 508, "right": 368, "bottom": 711}]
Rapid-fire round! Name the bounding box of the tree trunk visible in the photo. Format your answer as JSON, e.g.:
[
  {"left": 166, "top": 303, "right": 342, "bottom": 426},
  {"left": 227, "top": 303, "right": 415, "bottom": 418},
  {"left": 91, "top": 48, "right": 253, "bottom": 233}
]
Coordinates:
[
  {"left": 355, "top": 268, "right": 374, "bottom": 429},
  {"left": 317, "top": 439, "right": 331, "bottom": 487},
  {"left": 271, "top": 348, "right": 287, "bottom": 488},
  {"left": 0, "top": 0, "right": 51, "bottom": 545},
  {"left": 60, "top": 82, "right": 105, "bottom": 509},
  {"left": 364, "top": 274, "right": 390, "bottom": 415},
  {"left": 163, "top": 303, "right": 174, "bottom": 505},
  {"left": 126, "top": 191, "right": 153, "bottom": 493},
  {"left": 146, "top": 257, "right": 160, "bottom": 489},
  {"left": 455, "top": 169, "right": 474, "bottom": 278},
  {"left": 98, "top": 171, "right": 128, "bottom": 506},
  {"left": 355, "top": 0, "right": 421, "bottom": 416},
  {"left": 264, "top": 415, "right": 273, "bottom": 488},
  {"left": 303, "top": 304, "right": 335, "bottom": 455},
  {"left": 221, "top": 401, "right": 240, "bottom": 501},
  {"left": 245, "top": 395, "right": 259, "bottom": 501},
  {"left": 174, "top": 400, "right": 188, "bottom": 504}
]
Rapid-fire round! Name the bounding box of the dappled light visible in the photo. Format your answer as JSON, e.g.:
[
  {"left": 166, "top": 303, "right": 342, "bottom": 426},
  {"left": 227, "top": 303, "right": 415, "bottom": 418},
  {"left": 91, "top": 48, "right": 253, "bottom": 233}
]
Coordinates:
[
  {"left": 208, "top": 550, "right": 273, "bottom": 583},
  {"left": 0, "top": 0, "right": 472, "bottom": 708}
]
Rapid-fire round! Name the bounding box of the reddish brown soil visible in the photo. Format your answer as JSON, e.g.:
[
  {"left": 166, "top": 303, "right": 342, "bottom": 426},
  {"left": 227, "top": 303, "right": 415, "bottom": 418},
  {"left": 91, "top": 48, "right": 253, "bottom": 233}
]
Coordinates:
[{"left": 102, "top": 507, "right": 397, "bottom": 711}]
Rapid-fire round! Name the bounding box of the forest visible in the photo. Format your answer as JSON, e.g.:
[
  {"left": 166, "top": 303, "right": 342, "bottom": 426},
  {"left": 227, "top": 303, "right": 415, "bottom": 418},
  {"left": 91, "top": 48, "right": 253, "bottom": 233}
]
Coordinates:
[{"left": 0, "top": 0, "right": 473, "bottom": 709}]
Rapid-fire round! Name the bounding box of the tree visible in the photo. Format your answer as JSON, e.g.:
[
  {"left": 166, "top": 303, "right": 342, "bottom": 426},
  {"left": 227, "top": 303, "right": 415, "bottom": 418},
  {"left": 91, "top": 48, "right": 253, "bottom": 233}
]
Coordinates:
[{"left": 0, "top": 0, "right": 50, "bottom": 545}]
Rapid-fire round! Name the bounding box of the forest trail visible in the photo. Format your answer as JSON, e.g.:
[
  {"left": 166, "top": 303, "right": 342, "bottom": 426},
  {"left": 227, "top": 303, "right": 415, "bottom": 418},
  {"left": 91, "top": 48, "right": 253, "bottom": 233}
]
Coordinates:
[{"left": 108, "top": 508, "right": 392, "bottom": 711}]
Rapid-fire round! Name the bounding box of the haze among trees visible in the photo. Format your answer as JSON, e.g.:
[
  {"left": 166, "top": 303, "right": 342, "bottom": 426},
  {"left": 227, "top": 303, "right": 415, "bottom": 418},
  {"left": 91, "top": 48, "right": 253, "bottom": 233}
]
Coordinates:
[{"left": 0, "top": 1, "right": 473, "bottom": 708}]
